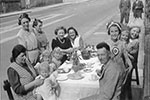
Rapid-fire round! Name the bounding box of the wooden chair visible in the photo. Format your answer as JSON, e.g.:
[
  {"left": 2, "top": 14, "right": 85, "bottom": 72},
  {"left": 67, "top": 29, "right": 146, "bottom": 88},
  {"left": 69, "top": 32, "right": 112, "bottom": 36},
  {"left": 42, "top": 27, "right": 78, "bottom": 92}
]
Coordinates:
[
  {"left": 3, "top": 80, "right": 14, "bottom": 100},
  {"left": 144, "top": 96, "right": 150, "bottom": 100},
  {"left": 131, "top": 63, "right": 140, "bottom": 85}
]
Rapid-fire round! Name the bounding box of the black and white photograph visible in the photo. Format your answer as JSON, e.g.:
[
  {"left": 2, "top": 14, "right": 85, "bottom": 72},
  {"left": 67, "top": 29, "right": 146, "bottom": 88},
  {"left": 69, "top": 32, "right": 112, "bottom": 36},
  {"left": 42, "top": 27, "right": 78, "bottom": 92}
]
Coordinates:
[{"left": 0, "top": 0, "right": 150, "bottom": 100}]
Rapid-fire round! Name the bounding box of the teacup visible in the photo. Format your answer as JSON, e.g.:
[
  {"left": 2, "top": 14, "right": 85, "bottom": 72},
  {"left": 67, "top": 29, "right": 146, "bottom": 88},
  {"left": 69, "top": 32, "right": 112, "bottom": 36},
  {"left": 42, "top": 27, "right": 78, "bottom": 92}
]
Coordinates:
[{"left": 91, "top": 74, "right": 98, "bottom": 81}]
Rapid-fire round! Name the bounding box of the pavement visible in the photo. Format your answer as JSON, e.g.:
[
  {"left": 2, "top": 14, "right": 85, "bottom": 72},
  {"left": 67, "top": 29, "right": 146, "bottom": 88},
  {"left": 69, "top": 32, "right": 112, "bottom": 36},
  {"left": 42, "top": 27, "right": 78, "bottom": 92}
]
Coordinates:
[{"left": 0, "top": 0, "right": 90, "bottom": 18}]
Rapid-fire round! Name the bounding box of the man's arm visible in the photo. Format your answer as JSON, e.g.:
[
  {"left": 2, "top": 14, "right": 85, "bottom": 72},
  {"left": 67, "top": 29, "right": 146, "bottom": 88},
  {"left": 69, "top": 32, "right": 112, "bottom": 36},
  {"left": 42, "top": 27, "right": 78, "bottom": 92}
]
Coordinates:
[
  {"left": 80, "top": 66, "right": 121, "bottom": 100},
  {"left": 97, "top": 68, "right": 120, "bottom": 100}
]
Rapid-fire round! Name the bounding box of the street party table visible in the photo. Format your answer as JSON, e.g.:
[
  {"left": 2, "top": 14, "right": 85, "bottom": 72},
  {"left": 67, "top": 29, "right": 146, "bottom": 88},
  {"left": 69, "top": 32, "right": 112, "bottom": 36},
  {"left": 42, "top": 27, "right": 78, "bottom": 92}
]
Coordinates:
[{"left": 57, "top": 57, "right": 102, "bottom": 100}]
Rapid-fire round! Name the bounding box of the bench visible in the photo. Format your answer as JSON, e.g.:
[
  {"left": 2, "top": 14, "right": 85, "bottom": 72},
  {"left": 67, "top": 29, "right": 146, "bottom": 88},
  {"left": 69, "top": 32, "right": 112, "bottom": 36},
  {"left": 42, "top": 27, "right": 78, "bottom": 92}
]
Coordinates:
[{"left": 3, "top": 80, "right": 14, "bottom": 100}]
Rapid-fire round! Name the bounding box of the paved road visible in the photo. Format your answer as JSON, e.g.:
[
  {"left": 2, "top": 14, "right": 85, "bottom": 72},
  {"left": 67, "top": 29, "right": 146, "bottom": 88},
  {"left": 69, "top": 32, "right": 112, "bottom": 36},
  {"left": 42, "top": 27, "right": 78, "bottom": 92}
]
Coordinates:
[{"left": 0, "top": 0, "right": 121, "bottom": 99}]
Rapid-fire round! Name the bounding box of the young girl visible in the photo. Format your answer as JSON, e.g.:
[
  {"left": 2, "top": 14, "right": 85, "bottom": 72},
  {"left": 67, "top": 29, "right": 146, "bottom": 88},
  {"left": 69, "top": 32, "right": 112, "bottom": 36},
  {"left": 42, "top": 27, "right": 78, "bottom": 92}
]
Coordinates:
[
  {"left": 120, "top": 29, "right": 134, "bottom": 100},
  {"left": 35, "top": 49, "right": 54, "bottom": 74},
  {"left": 120, "top": 29, "right": 134, "bottom": 61},
  {"left": 33, "top": 19, "right": 49, "bottom": 53},
  {"left": 39, "top": 49, "right": 52, "bottom": 63},
  {"left": 120, "top": 30, "right": 130, "bottom": 44},
  {"left": 33, "top": 61, "right": 59, "bottom": 100},
  {"left": 51, "top": 48, "right": 63, "bottom": 68},
  {"left": 127, "top": 26, "right": 140, "bottom": 57}
]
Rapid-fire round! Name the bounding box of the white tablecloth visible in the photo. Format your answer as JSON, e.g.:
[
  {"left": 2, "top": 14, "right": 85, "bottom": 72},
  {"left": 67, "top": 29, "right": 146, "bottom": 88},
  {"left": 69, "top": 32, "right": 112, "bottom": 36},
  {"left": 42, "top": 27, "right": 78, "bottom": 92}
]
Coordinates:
[{"left": 57, "top": 57, "right": 102, "bottom": 100}]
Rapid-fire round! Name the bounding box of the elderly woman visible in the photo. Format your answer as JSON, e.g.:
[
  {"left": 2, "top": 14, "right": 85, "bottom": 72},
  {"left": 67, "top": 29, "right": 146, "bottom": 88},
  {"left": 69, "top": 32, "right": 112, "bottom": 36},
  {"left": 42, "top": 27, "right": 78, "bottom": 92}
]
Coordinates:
[
  {"left": 51, "top": 26, "right": 73, "bottom": 64},
  {"left": 17, "top": 13, "right": 39, "bottom": 65},
  {"left": 7, "top": 44, "right": 44, "bottom": 100},
  {"left": 32, "top": 18, "right": 49, "bottom": 53},
  {"left": 67, "top": 27, "right": 84, "bottom": 50}
]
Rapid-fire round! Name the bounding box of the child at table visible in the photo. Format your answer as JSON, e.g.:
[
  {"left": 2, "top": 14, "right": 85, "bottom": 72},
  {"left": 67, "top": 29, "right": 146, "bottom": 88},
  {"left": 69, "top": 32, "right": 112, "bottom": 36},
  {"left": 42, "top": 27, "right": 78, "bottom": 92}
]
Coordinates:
[
  {"left": 33, "top": 61, "right": 59, "bottom": 100},
  {"left": 40, "top": 49, "right": 52, "bottom": 63},
  {"left": 51, "top": 48, "right": 63, "bottom": 68}
]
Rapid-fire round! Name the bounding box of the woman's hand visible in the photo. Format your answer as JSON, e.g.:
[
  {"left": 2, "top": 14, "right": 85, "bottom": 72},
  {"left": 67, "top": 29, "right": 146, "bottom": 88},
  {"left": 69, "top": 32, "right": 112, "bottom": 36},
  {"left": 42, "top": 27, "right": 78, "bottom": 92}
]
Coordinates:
[{"left": 34, "top": 78, "right": 44, "bottom": 87}]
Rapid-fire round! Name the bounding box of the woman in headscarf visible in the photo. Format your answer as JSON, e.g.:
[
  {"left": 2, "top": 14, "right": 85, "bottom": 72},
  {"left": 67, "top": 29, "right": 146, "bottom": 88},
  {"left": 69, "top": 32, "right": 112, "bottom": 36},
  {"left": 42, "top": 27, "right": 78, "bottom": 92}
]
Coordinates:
[{"left": 7, "top": 44, "right": 44, "bottom": 100}]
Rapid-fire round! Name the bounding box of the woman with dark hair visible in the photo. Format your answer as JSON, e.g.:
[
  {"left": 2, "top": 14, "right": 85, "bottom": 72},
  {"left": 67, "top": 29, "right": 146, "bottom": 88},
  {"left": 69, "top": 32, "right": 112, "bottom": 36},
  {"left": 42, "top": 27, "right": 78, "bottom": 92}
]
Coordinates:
[
  {"left": 51, "top": 26, "right": 73, "bottom": 64},
  {"left": 32, "top": 18, "right": 49, "bottom": 53},
  {"left": 7, "top": 44, "right": 44, "bottom": 100},
  {"left": 17, "top": 13, "right": 40, "bottom": 65},
  {"left": 106, "top": 21, "right": 132, "bottom": 70},
  {"left": 67, "top": 27, "right": 84, "bottom": 50}
]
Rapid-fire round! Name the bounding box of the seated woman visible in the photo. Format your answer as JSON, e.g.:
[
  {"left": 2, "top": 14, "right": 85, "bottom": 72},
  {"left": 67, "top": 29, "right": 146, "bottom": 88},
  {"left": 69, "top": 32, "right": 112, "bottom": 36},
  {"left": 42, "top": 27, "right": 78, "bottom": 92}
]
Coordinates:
[
  {"left": 7, "top": 44, "right": 44, "bottom": 100},
  {"left": 51, "top": 26, "right": 73, "bottom": 64},
  {"left": 32, "top": 18, "right": 49, "bottom": 53},
  {"left": 67, "top": 27, "right": 84, "bottom": 50}
]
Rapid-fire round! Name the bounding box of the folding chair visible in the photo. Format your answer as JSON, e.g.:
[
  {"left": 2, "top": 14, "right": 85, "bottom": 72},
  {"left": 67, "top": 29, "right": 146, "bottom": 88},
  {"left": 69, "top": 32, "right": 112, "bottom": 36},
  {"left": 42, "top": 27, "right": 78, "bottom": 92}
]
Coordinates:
[
  {"left": 3, "top": 80, "right": 14, "bottom": 100},
  {"left": 131, "top": 62, "right": 140, "bottom": 85}
]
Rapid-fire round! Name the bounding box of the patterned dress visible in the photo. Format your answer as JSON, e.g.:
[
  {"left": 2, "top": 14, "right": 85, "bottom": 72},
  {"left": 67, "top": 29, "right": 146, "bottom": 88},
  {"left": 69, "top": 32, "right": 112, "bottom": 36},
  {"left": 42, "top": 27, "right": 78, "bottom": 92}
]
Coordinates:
[
  {"left": 7, "top": 62, "right": 37, "bottom": 100},
  {"left": 106, "top": 39, "right": 126, "bottom": 70}
]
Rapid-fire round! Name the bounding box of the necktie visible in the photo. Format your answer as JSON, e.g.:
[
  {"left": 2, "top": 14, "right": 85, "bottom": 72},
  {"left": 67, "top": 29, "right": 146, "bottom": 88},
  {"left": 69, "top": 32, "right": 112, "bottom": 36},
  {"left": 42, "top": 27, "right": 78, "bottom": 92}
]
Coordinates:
[{"left": 97, "top": 64, "right": 105, "bottom": 80}]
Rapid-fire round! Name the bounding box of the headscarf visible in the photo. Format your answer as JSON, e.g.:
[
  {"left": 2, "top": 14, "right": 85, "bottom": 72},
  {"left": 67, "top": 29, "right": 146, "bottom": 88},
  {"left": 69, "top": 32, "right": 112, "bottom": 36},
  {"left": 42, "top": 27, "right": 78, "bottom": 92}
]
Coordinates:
[{"left": 10, "top": 44, "right": 26, "bottom": 62}]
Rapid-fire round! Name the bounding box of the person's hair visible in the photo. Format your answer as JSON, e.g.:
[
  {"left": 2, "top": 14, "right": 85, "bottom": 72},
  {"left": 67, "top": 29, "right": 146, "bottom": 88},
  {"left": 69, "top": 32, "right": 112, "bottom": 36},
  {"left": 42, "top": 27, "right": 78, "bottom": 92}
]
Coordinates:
[
  {"left": 96, "top": 42, "right": 110, "bottom": 51},
  {"left": 10, "top": 44, "right": 26, "bottom": 62},
  {"left": 67, "top": 27, "right": 78, "bottom": 36},
  {"left": 129, "top": 26, "right": 141, "bottom": 33},
  {"left": 40, "top": 50, "right": 52, "bottom": 62},
  {"left": 18, "top": 13, "right": 31, "bottom": 25},
  {"left": 51, "top": 48, "right": 63, "bottom": 60},
  {"left": 32, "top": 18, "right": 43, "bottom": 28},
  {"left": 106, "top": 21, "right": 122, "bottom": 35},
  {"left": 120, "top": 30, "right": 130, "bottom": 42},
  {"left": 129, "top": 26, "right": 141, "bottom": 39},
  {"left": 38, "top": 61, "right": 50, "bottom": 73},
  {"left": 54, "top": 26, "right": 66, "bottom": 35}
]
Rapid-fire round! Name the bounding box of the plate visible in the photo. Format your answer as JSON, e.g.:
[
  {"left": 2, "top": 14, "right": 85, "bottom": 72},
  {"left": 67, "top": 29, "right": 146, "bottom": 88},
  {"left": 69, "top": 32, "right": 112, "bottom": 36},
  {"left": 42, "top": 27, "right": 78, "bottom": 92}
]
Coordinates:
[
  {"left": 57, "top": 68, "right": 71, "bottom": 74},
  {"left": 56, "top": 75, "right": 68, "bottom": 81},
  {"left": 65, "top": 60, "right": 72, "bottom": 64},
  {"left": 67, "top": 73, "right": 84, "bottom": 80},
  {"left": 83, "top": 68, "right": 93, "bottom": 73}
]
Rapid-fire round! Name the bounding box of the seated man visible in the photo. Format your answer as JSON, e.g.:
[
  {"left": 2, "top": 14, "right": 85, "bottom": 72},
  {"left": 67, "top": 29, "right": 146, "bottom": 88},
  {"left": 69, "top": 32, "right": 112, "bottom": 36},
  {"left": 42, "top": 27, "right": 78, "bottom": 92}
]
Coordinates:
[{"left": 80, "top": 42, "right": 125, "bottom": 100}]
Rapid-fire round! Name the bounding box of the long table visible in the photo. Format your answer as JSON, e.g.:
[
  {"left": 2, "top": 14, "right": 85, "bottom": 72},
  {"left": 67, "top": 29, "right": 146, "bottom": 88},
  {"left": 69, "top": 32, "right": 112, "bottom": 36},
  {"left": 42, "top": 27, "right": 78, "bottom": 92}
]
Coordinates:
[{"left": 57, "top": 57, "right": 102, "bottom": 100}]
